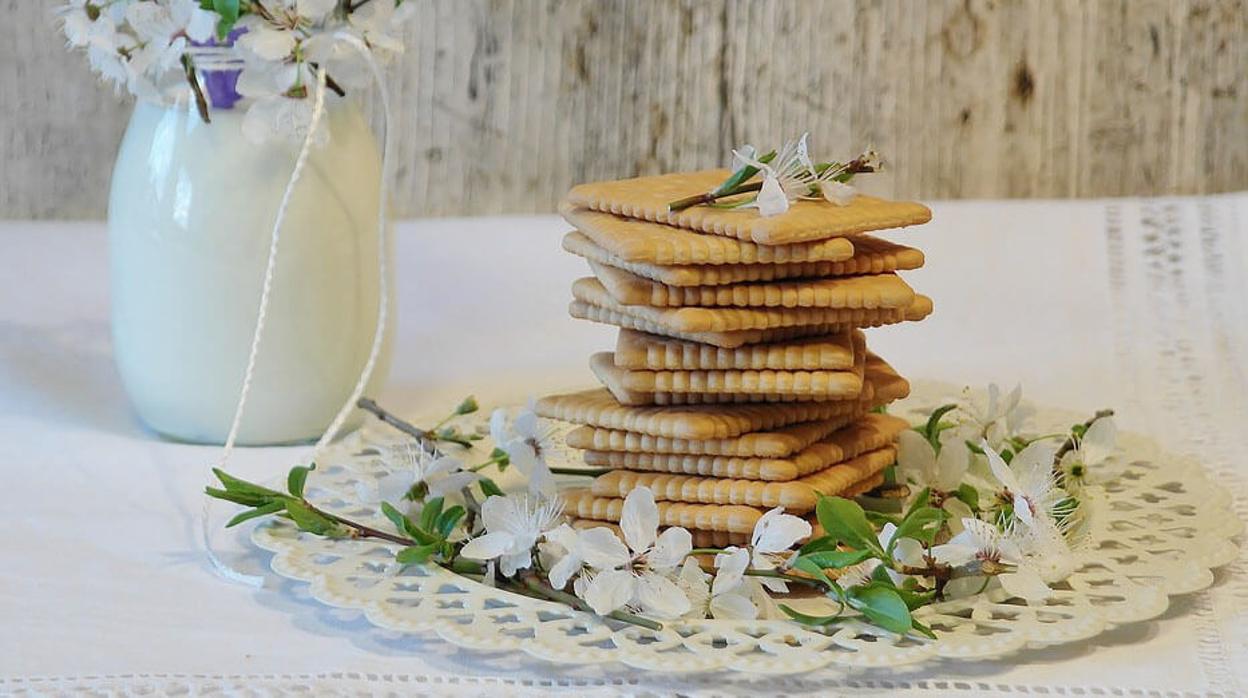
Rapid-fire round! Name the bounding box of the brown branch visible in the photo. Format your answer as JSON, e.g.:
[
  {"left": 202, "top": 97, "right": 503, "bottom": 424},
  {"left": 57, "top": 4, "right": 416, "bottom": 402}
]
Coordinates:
[
  {"left": 357, "top": 397, "right": 434, "bottom": 446},
  {"left": 181, "top": 54, "right": 211, "bottom": 124}
]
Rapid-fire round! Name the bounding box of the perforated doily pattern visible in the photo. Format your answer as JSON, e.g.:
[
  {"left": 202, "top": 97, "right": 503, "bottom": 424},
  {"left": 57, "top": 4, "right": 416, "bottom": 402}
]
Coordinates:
[{"left": 250, "top": 382, "right": 1240, "bottom": 676}]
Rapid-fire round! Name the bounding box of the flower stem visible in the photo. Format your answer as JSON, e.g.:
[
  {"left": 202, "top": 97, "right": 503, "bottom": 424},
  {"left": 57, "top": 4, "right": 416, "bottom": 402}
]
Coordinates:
[
  {"left": 469, "top": 453, "right": 508, "bottom": 472},
  {"left": 357, "top": 397, "right": 435, "bottom": 447},
  {"left": 180, "top": 54, "right": 211, "bottom": 124},
  {"left": 688, "top": 547, "right": 727, "bottom": 556},
  {"left": 668, "top": 181, "right": 763, "bottom": 212},
  {"left": 519, "top": 576, "right": 663, "bottom": 631},
  {"left": 743, "top": 568, "right": 825, "bottom": 589}
]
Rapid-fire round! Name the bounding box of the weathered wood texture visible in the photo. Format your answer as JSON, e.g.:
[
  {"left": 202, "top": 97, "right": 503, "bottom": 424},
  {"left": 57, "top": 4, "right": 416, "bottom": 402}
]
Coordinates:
[{"left": 2, "top": 0, "right": 1245, "bottom": 219}]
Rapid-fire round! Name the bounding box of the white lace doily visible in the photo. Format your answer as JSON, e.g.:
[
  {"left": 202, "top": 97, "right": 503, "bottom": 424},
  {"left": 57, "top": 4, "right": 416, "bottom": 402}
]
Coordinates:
[{"left": 250, "top": 382, "right": 1241, "bottom": 675}]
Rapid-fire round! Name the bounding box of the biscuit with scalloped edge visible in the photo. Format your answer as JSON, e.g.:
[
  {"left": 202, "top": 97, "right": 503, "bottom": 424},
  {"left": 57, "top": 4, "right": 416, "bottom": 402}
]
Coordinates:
[
  {"left": 560, "top": 203, "right": 855, "bottom": 265},
  {"left": 562, "top": 231, "right": 924, "bottom": 287},
  {"left": 591, "top": 260, "right": 916, "bottom": 309},
  {"left": 564, "top": 169, "right": 931, "bottom": 245},
  {"left": 574, "top": 277, "right": 932, "bottom": 333},
  {"left": 614, "top": 328, "right": 855, "bottom": 371},
  {"left": 587, "top": 445, "right": 897, "bottom": 512}
]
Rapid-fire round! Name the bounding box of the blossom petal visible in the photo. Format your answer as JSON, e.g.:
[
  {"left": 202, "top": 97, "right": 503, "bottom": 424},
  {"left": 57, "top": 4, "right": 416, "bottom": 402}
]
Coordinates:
[
  {"left": 426, "top": 455, "right": 463, "bottom": 476},
  {"left": 297, "top": 0, "right": 338, "bottom": 22},
  {"left": 547, "top": 550, "right": 582, "bottom": 590},
  {"left": 896, "top": 429, "right": 936, "bottom": 485},
  {"left": 635, "top": 573, "right": 691, "bottom": 619},
  {"left": 512, "top": 409, "right": 540, "bottom": 440},
  {"left": 620, "top": 487, "right": 659, "bottom": 553},
  {"left": 1080, "top": 417, "right": 1117, "bottom": 466},
  {"left": 755, "top": 175, "right": 790, "bottom": 217},
  {"left": 710, "top": 591, "right": 759, "bottom": 620},
  {"left": 498, "top": 549, "right": 532, "bottom": 577},
  {"left": 459, "top": 531, "right": 513, "bottom": 562},
  {"left": 426, "top": 471, "right": 480, "bottom": 498},
  {"left": 999, "top": 569, "right": 1052, "bottom": 603},
  {"left": 239, "top": 25, "right": 296, "bottom": 61},
  {"left": 822, "top": 180, "right": 857, "bottom": 206},
  {"left": 478, "top": 492, "right": 516, "bottom": 534},
  {"left": 489, "top": 408, "right": 509, "bottom": 444},
  {"left": 712, "top": 547, "right": 749, "bottom": 596},
  {"left": 983, "top": 441, "right": 1019, "bottom": 491},
  {"left": 581, "top": 569, "right": 635, "bottom": 616},
  {"left": 648, "top": 526, "right": 693, "bottom": 571},
  {"left": 751, "top": 508, "right": 810, "bottom": 554},
  {"left": 933, "top": 433, "right": 971, "bottom": 491},
  {"left": 577, "top": 526, "right": 631, "bottom": 570}
]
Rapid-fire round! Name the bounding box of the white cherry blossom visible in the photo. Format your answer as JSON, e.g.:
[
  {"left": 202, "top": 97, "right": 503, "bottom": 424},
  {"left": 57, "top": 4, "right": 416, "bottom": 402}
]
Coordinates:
[
  {"left": 747, "top": 507, "right": 812, "bottom": 592},
  {"left": 934, "top": 518, "right": 1052, "bottom": 603},
  {"left": 731, "top": 134, "right": 814, "bottom": 217},
  {"left": 489, "top": 404, "right": 557, "bottom": 498},
  {"left": 1060, "top": 416, "right": 1120, "bottom": 486},
  {"left": 355, "top": 442, "right": 479, "bottom": 509},
  {"left": 983, "top": 439, "right": 1063, "bottom": 530},
  {"left": 960, "top": 383, "right": 1028, "bottom": 447},
  {"left": 459, "top": 494, "right": 563, "bottom": 577},
  {"left": 572, "top": 488, "right": 693, "bottom": 618},
  {"left": 676, "top": 553, "right": 759, "bottom": 620},
  {"left": 897, "top": 426, "right": 973, "bottom": 493}
]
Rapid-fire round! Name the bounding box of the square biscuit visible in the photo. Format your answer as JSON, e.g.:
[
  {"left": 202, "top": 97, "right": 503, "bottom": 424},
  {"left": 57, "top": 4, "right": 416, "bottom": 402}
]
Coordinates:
[
  {"left": 591, "top": 260, "right": 917, "bottom": 309},
  {"left": 614, "top": 328, "right": 856, "bottom": 371},
  {"left": 563, "top": 170, "right": 932, "bottom": 245},
  {"left": 582, "top": 414, "right": 909, "bottom": 481},
  {"left": 574, "top": 277, "right": 933, "bottom": 333},
  {"left": 566, "top": 414, "right": 862, "bottom": 458},
  {"left": 535, "top": 387, "right": 885, "bottom": 440},
  {"left": 570, "top": 300, "right": 849, "bottom": 349},
  {"left": 597, "top": 349, "right": 865, "bottom": 398},
  {"left": 562, "top": 487, "right": 765, "bottom": 534},
  {"left": 563, "top": 231, "right": 923, "bottom": 287},
  {"left": 571, "top": 469, "right": 887, "bottom": 548},
  {"left": 560, "top": 203, "right": 855, "bottom": 265},
  {"left": 588, "top": 445, "right": 898, "bottom": 513}
]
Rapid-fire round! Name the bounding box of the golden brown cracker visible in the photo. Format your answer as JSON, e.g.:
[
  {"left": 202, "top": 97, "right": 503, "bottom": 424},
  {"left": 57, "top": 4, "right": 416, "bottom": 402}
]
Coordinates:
[
  {"left": 614, "top": 328, "right": 856, "bottom": 371},
  {"left": 563, "top": 231, "right": 924, "bottom": 287},
  {"left": 591, "top": 260, "right": 916, "bottom": 309},
  {"left": 566, "top": 414, "right": 860, "bottom": 458},
  {"left": 574, "top": 277, "right": 932, "bottom": 333},
  {"left": 535, "top": 387, "right": 883, "bottom": 440},
  {"left": 588, "top": 445, "right": 897, "bottom": 513},
  {"left": 560, "top": 203, "right": 855, "bottom": 265},
  {"left": 564, "top": 170, "right": 932, "bottom": 245},
  {"left": 582, "top": 414, "right": 908, "bottom": 482},
  {"left": 561, "top": 487, "right": 763, "bottom": 534},
  {"left": 570, "top": 300, "right": 848, "bottom": 349}
]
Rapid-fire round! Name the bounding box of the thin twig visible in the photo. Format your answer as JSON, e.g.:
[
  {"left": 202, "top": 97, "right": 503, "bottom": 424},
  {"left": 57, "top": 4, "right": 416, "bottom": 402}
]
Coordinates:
[
  {"left": 180, "top": 54, "right": 211, "bottom": 124},
  {"left": 357, "top": 397, "right": 433, "bottom": 444}
]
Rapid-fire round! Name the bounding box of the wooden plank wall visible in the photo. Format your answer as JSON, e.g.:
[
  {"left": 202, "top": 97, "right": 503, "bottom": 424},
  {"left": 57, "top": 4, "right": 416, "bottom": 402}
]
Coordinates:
[{"left": 2, "top": 0, "right": 1244, "bottom": 219}]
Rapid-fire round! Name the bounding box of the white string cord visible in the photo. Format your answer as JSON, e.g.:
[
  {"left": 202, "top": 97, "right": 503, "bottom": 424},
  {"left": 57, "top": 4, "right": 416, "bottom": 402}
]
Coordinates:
[{"left": 201, "top": 36, "right": 394, "bottom": 586}]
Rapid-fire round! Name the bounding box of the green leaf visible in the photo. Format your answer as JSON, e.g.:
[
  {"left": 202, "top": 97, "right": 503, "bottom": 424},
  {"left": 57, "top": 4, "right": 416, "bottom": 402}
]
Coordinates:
[
  {"left": 205, "top": 486, "right": 273, "bottom": 508},
  {"left": 212, "top": 468, "right": 285, "bottom": 499},
  {"left": 889, "top": 506, "right": 946, "bottom": 551},
  {"left": 380, "top": 501, "right": 411, "bottom": 535},
  {"left": 864, "top": 510, "right": 901, "bottom": 527},
  {"left": 923, "top": 404, "right": 958, "bottom": 445},
  {"left": 1000, "top": 448, "right": 1015, "bottom": 464},
  {"left": 910, "top": 618, "right": 937, "bottom": 639},
  {"left": 892, "top": 585, "right": 937, "bottom": 611},
  {"left": 815, "top": 496, "right": 884, "bottom": 556},
  {"left": 789, "top": 557, "right": 834, "bottom": 589},
  {"left": 287, "top": 463, "right": 315, "bottom": 497},
  {"left": 882, "top": 463, "right": 897, "bottom": 484},
  {"left": 778, "top": 603, "right": 843, "bottom": 627},
  {"left": 712, "top": 149, "right": 776, "bottom": 195},
  {"left": 436, "top": 505, "right": 467, "bottom": 538},
  {"left": 419, "top": 496, "right": 445, "bottom": 533},
  {"left": 798, "top": 534, "right": 839, "bottom": 555},
  {"left": 225, "top": 500, "right": 285, "bottom": 527},
  {"left": 954, "top": 483, "right": 981, "bottom": 511},
  {"left": 478, "top": 477, "right": 505, "bottom": 497},
  {"left": 489, "top": 446, "right": 510, "bottom": 470},
  {"left": 396, "top": 543, "right": 439, "bottom": 565},
  {"left": 797, "top": 549, "right": 875, "bottom": 569},
  {"left": 284, "top": 500, "right": 339, "bottom": 536},
  {"left": 847, "top": 584, "right": 913, "bottom": 635},
  {"left": 212, "top": 0, "right": 240, "bottom": 39}
]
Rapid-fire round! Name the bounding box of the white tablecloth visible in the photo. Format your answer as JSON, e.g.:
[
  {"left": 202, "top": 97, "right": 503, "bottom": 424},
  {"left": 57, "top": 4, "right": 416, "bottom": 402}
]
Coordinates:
[{"left": 2, "top": 196, "right": 1246, "bottom": 696}]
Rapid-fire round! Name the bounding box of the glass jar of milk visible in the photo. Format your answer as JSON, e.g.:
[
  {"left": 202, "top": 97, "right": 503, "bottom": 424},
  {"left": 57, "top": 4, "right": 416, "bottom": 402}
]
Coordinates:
[{"left": 108, "top": 90, "right": 391, "bottom": 445}]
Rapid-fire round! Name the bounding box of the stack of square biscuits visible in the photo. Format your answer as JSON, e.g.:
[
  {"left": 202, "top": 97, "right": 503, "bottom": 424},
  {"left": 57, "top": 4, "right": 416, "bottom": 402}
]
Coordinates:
[{"left": 535, "top": 170, "right": 932, "bottom": 546}]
